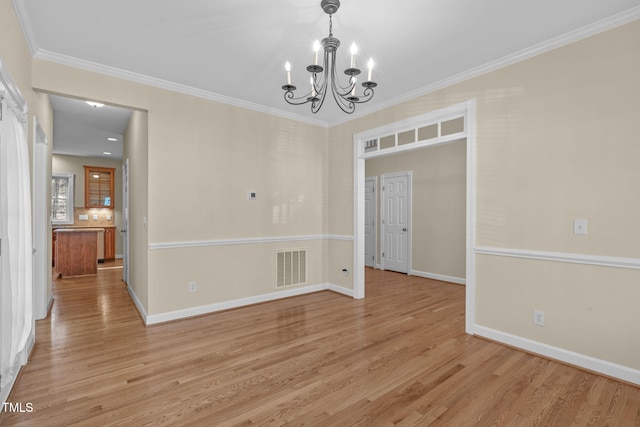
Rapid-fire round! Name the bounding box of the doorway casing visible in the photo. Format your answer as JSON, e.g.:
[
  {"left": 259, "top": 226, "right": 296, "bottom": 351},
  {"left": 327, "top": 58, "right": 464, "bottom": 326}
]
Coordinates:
[{"left": 352, "top": 99, "right": 476, "bottom": 334}]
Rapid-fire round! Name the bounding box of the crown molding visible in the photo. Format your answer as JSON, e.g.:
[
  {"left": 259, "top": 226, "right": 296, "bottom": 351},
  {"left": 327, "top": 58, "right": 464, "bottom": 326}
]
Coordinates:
[
  {"left": 32, "top": 49, "right": 329, "bottom": 128},
  {"left": 327, "top": 6, "right": 640, "bottom": 128},
  {"left": 11, "top": 0, "right": 38, "bottom": 55}
]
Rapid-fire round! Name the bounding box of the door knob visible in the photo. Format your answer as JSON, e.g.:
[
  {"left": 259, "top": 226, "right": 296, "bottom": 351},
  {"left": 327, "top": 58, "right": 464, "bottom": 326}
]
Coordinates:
[{"left": 402, "top": 227, "right": 407, "bottom": 231}]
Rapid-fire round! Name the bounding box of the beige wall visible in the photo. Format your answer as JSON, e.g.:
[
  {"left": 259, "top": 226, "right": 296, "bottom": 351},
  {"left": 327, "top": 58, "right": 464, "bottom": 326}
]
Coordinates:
[
  {"left": 328, "top": 20, "right": 640, "bottom": 370},
  {"left": 365, "top": 140, "right": 466, "bottom": 279},
  {"left": 52, "top": 154, "right": 123, "bottom": 255}
]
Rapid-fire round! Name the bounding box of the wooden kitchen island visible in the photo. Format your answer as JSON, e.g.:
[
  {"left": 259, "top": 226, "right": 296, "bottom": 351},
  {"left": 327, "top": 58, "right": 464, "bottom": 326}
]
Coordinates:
[{"left": 54, "top": 228, "right": 102, "bottom": 277}]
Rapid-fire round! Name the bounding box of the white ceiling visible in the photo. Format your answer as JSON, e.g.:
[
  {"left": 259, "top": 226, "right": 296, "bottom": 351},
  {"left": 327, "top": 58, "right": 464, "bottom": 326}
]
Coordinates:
[
  {"left": 13, "top": 0, "right": 640, "bottom": 157},
  {"left": 49, "top": 95, "right": 131, "bottom": 159}
]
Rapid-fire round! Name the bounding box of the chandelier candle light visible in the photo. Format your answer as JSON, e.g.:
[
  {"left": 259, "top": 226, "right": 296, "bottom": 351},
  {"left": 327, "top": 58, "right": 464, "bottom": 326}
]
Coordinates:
[{"left": 282, "top": 0, "right": 377, "bottom": 114}]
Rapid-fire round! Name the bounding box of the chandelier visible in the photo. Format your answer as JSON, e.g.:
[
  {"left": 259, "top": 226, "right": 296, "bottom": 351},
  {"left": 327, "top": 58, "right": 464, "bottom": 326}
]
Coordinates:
[{"left": 281, "top": 0, "right": 377, "bottom": 114}]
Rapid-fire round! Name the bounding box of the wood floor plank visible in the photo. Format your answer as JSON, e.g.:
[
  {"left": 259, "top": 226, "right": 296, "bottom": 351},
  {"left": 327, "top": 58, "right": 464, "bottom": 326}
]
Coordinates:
[{"left": 1, "top": 267, "right": 639, "bottom": 426}]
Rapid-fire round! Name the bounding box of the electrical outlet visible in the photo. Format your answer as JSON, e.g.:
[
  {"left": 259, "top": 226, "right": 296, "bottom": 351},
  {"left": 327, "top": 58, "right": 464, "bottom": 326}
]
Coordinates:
[
  {"left": 533, "top": 309, "right": 545, "bottom": 326},
  {"left": 188, "top": 281, "right": 197, "bottom": 293}
]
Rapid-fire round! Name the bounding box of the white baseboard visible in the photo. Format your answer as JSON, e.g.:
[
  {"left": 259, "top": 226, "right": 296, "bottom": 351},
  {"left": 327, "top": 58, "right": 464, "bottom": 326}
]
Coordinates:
[
  {"left": 327, "top": 283, "right": 355, "bottom": 297},
  {"left": 46, "top": 294, "right": 54, "bottom": 314},
  {"left": 144, "top": 283, "right": 351, "bottom": 326},
  {"left": 474, "top": 325, "right": 640, "bottom": 386},
  {"left": 410, "top": 269, "right": 466, "bottom": 285},
  {"left": 127, "top": 284, "right": 148, "bottom": 324}
]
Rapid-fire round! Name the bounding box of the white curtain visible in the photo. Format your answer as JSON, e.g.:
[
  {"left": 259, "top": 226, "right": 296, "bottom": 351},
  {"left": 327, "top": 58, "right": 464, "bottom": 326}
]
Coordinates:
[{"left": 0, "top": 87, "right": 33, "bottom": 391}]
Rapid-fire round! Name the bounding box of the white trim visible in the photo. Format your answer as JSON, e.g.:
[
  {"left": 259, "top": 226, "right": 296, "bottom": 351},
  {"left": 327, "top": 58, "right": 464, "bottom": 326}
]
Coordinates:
[
  {"left": 127, "top": 284, "right": 148, "bottom": 324},
  {"left": 149, "top": 234, "right": 352, "bottom": 250},
  {"left": 326, "top": 234, "right": 354, "bottom": 242},
  {"left": 32, "top": 117, "right": 49, "bottom": 320},
  {"left": 410, "top": 269, "right": 466, "bottom": 286},
  {"left": 328, "top": 6, "right": 640, "bottom": 128},
  {"left": 11, "top": 0, "right": 38, "bottom": 55},
  {"left": 31, "top": 49, "right": 328, "bottom": 129},
  {"left": 145, "top": 283, "right": 351, "bottom": 325},
  {"left": 475, "top": 325, "right": 640, "bottom": 386},
  {"left": 46, "top": 295, "right": 54, "bottom": 314},
  {"left": 474, "top": 246, "right": 640, "bottom": 270},
  {"left": 364, "top": 176, "right": 377, "bottom": 268},
  {"left": 363, "top": 133, "right": 466, "bottom": 160},
  {"left": 354, "top": 101, "right": 469, "bottom": 144}
]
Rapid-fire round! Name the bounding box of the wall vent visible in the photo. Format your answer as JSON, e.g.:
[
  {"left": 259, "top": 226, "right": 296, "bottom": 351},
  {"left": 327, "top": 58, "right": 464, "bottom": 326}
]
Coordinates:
[{"left": 276, "top": 249, "right": 307, "bottom": 287}]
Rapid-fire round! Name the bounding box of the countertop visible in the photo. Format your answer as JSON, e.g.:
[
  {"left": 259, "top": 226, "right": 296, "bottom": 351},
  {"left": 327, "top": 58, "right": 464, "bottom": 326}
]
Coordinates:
[{"left": 54, "top": 228, "right": 106, "bottom": 233}]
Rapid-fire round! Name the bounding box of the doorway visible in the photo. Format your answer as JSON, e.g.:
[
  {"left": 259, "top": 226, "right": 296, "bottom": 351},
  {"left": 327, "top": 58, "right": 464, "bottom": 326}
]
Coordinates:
[
  {"left": 39, "top": 94, "right": 134, "bottom": 317},
  {"left": 353, "top": 100, "right": 476, "bottom": 333}
]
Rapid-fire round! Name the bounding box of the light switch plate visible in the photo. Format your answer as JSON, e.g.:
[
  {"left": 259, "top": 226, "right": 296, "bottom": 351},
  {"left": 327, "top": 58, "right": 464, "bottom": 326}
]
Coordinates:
[
  {"left": 78, "top": 214, "right": 89, "bottom": 221},
  {"left": 107, "top": 214, "right": 112, "bottom": 221},
  {"left": 93, "top": 214, "right": 99, "bottom": 220},
  {"left": 573, "top": 219, "right": 587, "bottom": 235}
]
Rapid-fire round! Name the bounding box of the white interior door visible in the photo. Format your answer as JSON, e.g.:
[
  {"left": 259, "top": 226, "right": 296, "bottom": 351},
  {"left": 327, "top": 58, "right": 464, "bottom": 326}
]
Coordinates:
[
  {"left": 122, "top": 158, "right": 129, "bottom": 284},
  {"left": 381, "top": 172, "right": 411, "bottom": 274},
  {"left": 364, "top": 177, "right": 376, "bottom": 267}
]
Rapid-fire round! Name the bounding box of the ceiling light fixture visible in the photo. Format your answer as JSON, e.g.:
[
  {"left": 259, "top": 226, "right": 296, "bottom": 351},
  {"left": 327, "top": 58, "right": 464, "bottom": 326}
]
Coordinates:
[
  {"left": 282, "top": 0, "right": 377, "bottom": 114},
  {"left": 85, "top": 101, "right": 104, "bottom": 108}
]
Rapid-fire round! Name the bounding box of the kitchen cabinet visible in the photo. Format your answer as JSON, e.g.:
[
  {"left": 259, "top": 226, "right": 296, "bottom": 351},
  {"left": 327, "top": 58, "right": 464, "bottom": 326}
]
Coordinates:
[
  {"left": 54, "top": 229, "right": 100, "bottom": 277},
  {"left": 84, "top": 166, "right": 115, "bottom": 208},
  {"left": 104, "top": 227, "right": 116, "bottom": 260},
  {"left": 53, "top": 226, "right": 117, "bottom": 264}
]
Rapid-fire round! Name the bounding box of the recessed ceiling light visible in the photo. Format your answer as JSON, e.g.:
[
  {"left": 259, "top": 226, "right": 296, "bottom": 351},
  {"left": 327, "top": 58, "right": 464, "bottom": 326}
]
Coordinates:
[
  {"left": 106, "top": 137, "right": 118, "bottom": 142},
  {"left": 85, "top": 101, "right": 104, "bottom": 108},
  {"left": 103, "top": 152, "right": 112, "bottom": 156}
]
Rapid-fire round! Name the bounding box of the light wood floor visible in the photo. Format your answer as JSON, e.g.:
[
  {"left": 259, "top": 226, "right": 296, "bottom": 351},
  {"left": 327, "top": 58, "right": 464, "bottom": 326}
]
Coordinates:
[{"left": 2, "top": 268, "right": 639, "bottom": 426}]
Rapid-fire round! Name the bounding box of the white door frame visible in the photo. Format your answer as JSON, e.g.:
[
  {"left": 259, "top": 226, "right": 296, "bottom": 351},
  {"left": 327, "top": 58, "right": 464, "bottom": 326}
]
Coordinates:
[
  {"left": 32, "top": 117, "right": 50, "bottom": 319},
  {"left": 380, "top": 171, "right": 412, "bottom": 273},
  {"left": 353, "top": 100, "right": 476, "bottom": 334},
  {"left": 122, "top": 158, "right": 129, "bottom": 284},
  {"left": 364, "top": 176, "right": 377, "bottom": 268}
]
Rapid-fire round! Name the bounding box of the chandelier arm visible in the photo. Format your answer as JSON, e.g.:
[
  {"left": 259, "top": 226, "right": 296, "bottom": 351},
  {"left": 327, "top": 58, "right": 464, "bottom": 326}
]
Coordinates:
[
  {"left": 332, "top": 88, "right": 356, "bottom": 114},
  {"left": 283, "top": 89, "right": 314, "bottom": 106},
  {"left": 310, "top": 64, "right": 330, "bottom": 113},
  {"left": 332, "top": 63, "right": 355, "bottom": 96},
  {"left": 349, "top": 86, "right": 375, "bottom": 103}
]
